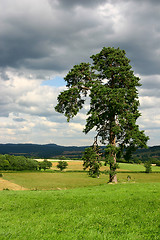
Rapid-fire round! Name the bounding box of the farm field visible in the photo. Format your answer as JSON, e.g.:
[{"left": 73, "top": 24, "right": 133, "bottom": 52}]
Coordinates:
[
  {"left": 0, "top": 161, "right": 160, "bottom": 190},
  {"left": 0, "top": 161, "right": 160, "bottom": 239},
  {"left": 0, "top": 183, "right": 160, "bottom": 239},
  {"left": 119, "top": 163, "right": 160, "bottom": 172},
  {"left": 1, "top": 171, "right": 160, "bottom": 190},
  {"left": 2, "top": 172, "right": 108, "bottom": 190},
  {"left": 50, "top": 160, "right": 160, "bottom": 172}
]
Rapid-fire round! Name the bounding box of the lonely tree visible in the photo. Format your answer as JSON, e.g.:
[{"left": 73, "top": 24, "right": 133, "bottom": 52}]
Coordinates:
[{"left": 55, "top": 47, "right": 149, "bottom": 183}]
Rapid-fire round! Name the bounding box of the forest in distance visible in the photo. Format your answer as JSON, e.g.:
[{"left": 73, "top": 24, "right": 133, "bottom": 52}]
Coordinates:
[{"left": 0, "top": 143, "right": 160, "bottom": 164}]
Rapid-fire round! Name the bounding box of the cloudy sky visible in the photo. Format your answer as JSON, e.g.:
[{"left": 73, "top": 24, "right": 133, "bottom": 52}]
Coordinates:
[{"left": 0, "top": 0, "right": 160, "bottom": 146}]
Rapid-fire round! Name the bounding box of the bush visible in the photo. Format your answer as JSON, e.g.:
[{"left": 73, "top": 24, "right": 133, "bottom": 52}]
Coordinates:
[
  {"left": 57, "top": 161, "right": 68, "bottom": 171},
  {"left": 144, "top": 161, "right": 152, "bottom": 173},
  {"left": 82, "top": 147, "right": 102, "bottom": 178}
]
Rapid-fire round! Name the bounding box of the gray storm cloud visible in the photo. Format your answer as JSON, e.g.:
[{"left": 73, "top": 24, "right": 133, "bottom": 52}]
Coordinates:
[
  {"left": 0, "top": 0, "right": 159, "bottom": 75},
  {"left": 0, "top": 0, "right": 160, "bottom": 145}
]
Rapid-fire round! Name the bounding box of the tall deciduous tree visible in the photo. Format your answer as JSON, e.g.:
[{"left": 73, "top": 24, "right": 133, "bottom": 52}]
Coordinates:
[{"left": 55, "top": 47, "right": 149, "bottom": 183}]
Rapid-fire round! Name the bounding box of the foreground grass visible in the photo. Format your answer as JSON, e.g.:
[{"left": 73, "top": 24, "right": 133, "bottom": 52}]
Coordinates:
[
  {"left": 2, "top": 172, "right": 160, "bottom": 190},
  {"left": 0, "top": 183, "right": 160, "bottom": 240}
]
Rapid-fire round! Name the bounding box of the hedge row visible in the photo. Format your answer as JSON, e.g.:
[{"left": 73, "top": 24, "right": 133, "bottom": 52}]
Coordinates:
[{"left": 0, "top": 154, "right": 52, "bottom": 171}]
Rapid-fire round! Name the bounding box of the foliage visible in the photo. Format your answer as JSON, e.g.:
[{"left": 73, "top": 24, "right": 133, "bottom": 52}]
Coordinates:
[
  {"left": 0, "top": 154, "right": 39, "bottom": 171},
  {"left": 0, "top": 155, "right": 53, "bottom": 171},
  {"left": 144, "top": 161, "right": 152, "bottom": 173},
  {"left": 57, "top": 161, "right": 68, "bottom": 171},
  {"left": 55, "top": 47, "right": 149, "bottom": 182},
  {"left": 39, "top": 160, "right": 52, "bottom": 171},
  {"left": 82, "top": 147, "right": 102, "bottom": 178}
]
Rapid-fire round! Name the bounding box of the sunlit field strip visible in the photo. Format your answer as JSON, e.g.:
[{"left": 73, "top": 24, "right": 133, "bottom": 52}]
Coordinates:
[
  {"left": 50, "top": 160, "right": 160, "bottom": 172},
  {"left": 2, "top": 172, "right": 160, "bottom": 190}
]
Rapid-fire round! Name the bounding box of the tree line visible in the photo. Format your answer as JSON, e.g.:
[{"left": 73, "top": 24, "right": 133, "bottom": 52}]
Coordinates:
[{"left": 0, "top": 154, "right": 52, "bottom": 171}]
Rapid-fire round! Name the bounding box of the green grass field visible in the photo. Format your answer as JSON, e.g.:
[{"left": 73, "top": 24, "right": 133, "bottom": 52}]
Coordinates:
[
  {"left": 0, "top": 161, "right": 160, "bottom": 239},
  {"left": 0, "top": 183, "right": 160, "bottom": 239},
  {"left": 2, "top": 172, "right": 160, "bottom": 190},
  {"left": 1, "top": 160, "right": 160, "bottom": 190},
  {"left": 118, "top": 163, "right": 160, "bottom": 172}
]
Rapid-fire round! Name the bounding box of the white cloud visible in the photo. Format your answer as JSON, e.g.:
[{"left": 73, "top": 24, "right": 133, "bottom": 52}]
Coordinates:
[
  {"left": 0, "top": 0, "right": 160, "bottom": 146},
  {"left": 68, "top": 123, "right": 84, "bottom": 132},
  {"left": 0, "top": 70, "right": 95, "bottom": 145}
]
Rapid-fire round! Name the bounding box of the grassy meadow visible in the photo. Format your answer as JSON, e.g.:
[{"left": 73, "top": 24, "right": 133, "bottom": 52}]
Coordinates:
[
  {"left": 1, "top": 171, "right": 160, "bottom": 190},
  {"left": 0, "top": 160, "right": 160, "bottom": 239},
  {"left": 1, "top": 160, "right": 160, "bottom": 190},
  {"left": 0, "top": 183, "right": 160, "bottom": 239}
]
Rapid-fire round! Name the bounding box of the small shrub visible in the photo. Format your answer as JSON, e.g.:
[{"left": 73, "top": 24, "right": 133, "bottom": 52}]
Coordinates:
[
  {"left": 144, "top": 161, "right": 152, "bottom": 173},
  {"left": 0, "top": 173, "right": 3, "bottom": 177},
  {"left": 127, "top": 175, "right": 131, "bottom": 181}
]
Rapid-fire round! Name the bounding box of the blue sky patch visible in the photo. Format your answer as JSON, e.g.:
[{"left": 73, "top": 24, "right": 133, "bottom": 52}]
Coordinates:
[{"left": 42, "top": 76, "right": 65, "bottom": 87}]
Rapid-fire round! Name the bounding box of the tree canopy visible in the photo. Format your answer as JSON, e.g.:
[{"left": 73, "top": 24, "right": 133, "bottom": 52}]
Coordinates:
[
  {"left": 55, "top": 47, "right": 149, "bottom": 182},
  {"left": 57, "top": 161, "right": 68, "bottom": 171}
]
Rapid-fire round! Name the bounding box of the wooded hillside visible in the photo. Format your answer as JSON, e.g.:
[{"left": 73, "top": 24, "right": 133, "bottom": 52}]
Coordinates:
[{"left": 0, "top": 144, "right": 160, "bottom": 162}]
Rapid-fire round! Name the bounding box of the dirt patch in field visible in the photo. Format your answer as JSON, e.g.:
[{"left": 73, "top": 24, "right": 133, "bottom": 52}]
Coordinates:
[{"left": 0, "top": 178, "right": 28, "bottom": 191}]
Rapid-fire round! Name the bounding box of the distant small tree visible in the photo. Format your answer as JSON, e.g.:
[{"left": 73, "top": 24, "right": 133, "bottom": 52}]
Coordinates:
[
  {"left": 82, "top": 146, "right": 102, "bottom": 178},
  {"left": 45, "top": 160, "right": 52, "bottom": 169},
  {"left": 57, "top": 161, "right": 68, "bottom": 171},
  {"left": 144, "top": 161, "right": 152, "bottom": 173},
  {"left": 39, "top": 160, "right": 52, "bottom": 171}
]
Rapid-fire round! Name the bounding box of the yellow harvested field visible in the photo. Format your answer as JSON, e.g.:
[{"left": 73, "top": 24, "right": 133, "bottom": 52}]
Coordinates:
[
  {"left": 51, "top": 160, "right": 129, "bottom": 171},
  {"left": 0, "top": 178, "right": 28, "bottom": 191},
  {"left": 51, "top": 160, "right": 84, "bottom": 171}
]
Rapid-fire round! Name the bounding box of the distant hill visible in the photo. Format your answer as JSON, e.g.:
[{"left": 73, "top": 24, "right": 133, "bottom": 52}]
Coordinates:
[
  {"left": 0, "top": 143, "right": 160, "bottom": 160},
  {"left": 133, "top": 145, "right": 160, "bottom": 161},
  {"left": 0, "top": 143, "right": 87, "bottom": 158}
]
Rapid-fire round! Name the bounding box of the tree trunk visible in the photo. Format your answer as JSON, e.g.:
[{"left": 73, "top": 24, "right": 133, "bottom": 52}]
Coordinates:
[
  {"left": 109, "top": 174, "right": 117, "bottom": 183},
  {"left": 109, "top": 151, "right": 117, "bottom": 183},
  {"left": 109, "top": 126, "right": 118, "bottom": 183},
  {"left": 109, "top": 162, "right": 117, "bottom": 183}
]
